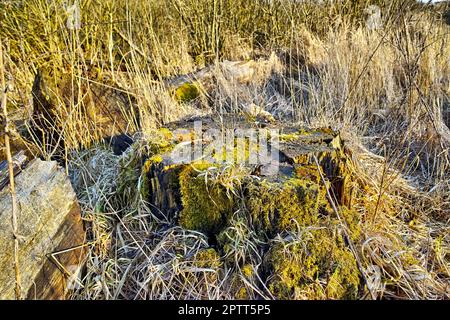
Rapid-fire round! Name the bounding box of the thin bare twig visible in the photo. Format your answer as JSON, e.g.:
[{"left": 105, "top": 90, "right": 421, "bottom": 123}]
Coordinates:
[{"left": 0, "top": 39, "right": 22, "bottom": 299}]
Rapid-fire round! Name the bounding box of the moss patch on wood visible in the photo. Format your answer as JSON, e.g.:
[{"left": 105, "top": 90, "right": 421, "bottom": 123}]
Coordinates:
[
  {"left": 246, "top": 165, "right": 330, "bottom": 236},
  {"left": 178, "top": 162, "right": 235, "bottom": 235},
  {"left": 138, "top": 122, "right": 365, "bottom": 300},
  {"left": 264, "top": 228, "right": 360, "bottom": 300}
]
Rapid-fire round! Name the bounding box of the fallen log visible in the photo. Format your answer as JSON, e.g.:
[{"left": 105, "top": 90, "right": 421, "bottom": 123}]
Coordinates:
[{"left": 0, "top": 158, "right": 85, "bottom": 300}]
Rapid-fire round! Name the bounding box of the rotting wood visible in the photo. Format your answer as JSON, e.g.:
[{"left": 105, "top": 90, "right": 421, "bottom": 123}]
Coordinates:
[{"left": 145, "top": 116, "right": 354, "bottom": 220}]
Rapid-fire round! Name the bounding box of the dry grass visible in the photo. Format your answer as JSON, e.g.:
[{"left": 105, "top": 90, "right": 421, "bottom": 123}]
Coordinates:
[{"left": 0, "top": 0, "right": 449, "bottom": 300}]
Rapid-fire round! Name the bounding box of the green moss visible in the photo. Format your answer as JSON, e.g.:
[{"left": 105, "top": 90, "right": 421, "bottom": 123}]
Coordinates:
[
  {"left": 145, "top": 128, "right": 175, "bottom": 155},
  {"left": 227, "top": 264, "right": 257, "bottom": 300},
  {"left": 212, "top": 137, "right": 259, "bottom": 164},
  {"left": 228, "top": 273, "right": 250, "bottom": 300},
  {"left": 337, "top": 206, "right": 362, "bottom": 242},
  {"left": 187, "top": 248, "right": 223, "bottom": 284},
  {"left": 174, "top": 82, "right": 200, "bottom": 103},
  {"left": 246, "top": 166, "right": 329, "bottom": 235},
  {"left": 116, "top": 128, "right": 175, "bottom": 203},
  {"left": 148, "top": 154, "right": 164, "bottom": 164},
  {"left": 235, "top": 287, "right": 249, "bottom": 299},
  {"left": 178, "top": 162, "right": 235, "bottom": 235},
  {"left": 265, "top": 228, "right": 360, "bottom": 300},
  {"left": 316, "top": 127, "right": 335, "bottom": 135},
  {"left": 242, "top": 264, "right": 254, "bottom": 278},
  {"left": 193, "top": 248, "right": 222, "bottom": 269},
  {"left": 279, "top": 130, "right": 309, "bottom": 142},
  {"left": 294, "top": 164, "right": 321, "bottom": 182},
  {"left": 246, "top": 158, "right": 361, "bottom": 299}
]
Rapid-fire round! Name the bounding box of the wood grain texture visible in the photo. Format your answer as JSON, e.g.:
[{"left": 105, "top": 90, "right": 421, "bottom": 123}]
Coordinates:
[
  {"left": 0, "top": 159, "right": 85, "bottom": 300},
  {"left": 0, "top": 150, "right": 28, "bottom": 191}
]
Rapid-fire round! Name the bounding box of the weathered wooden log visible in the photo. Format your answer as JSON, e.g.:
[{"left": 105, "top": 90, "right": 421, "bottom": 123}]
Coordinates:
[
  {"left": 0, "top": 150, "right": 28, "bottom": 191},
  {"left": 164, "top": 54, "right": 281, "bottom": 89},
  {"left": 0, "top": 158, "right": 85, "bottom": 300}
]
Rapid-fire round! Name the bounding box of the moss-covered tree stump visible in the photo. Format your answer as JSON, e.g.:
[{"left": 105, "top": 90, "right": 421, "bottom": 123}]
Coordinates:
[{"left": 127, "top": 116, "right": 363, "bottom": 299}]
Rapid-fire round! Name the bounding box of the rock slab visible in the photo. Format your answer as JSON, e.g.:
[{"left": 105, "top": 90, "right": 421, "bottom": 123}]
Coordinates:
[{"left": 0, "top": 159, "right": 85, "bottom": 300}]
